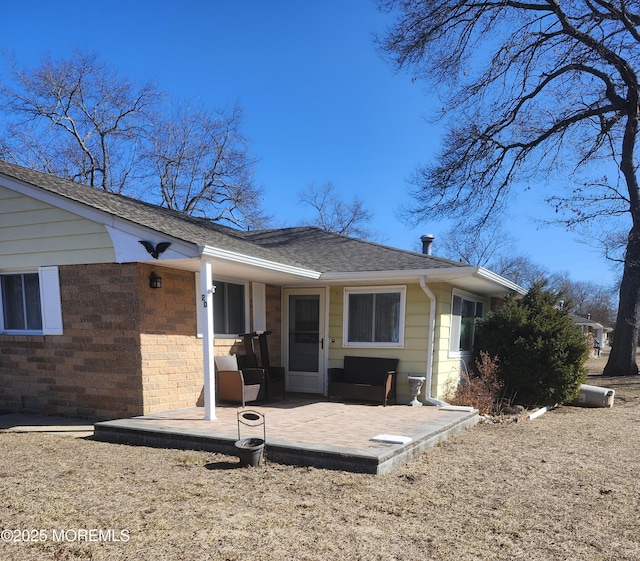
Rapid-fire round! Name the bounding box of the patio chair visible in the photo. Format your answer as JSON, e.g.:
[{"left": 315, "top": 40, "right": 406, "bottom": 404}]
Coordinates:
[
  {"left": 238, "top": 331, "right": 285, "bottom": 401},
  {"left": 215, "top": 355, "right": 266, "bottom": 407}
]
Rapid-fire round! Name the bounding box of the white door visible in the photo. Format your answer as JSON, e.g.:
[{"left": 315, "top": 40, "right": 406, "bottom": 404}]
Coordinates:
[{"left": 284, "top": 289, "right": 325, "bottom": 394}]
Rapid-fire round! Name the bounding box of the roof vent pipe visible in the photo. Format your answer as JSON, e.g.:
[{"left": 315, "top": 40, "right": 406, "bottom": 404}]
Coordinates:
[{"left": 421, "top": 234, "right": 434, "bottom": 255}]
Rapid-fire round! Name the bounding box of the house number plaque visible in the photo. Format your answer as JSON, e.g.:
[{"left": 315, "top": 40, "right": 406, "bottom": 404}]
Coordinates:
[{"left": 201, "top": 285, "right": 216, "bottom": 307}]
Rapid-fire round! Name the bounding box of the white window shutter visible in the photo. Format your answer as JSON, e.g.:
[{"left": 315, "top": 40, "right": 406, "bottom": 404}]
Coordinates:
[{"left": 39, "top": 266, "right": 63, "bottom": 335}]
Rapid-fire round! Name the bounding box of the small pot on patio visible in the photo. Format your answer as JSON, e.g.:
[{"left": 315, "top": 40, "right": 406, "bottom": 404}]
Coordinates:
[
  {"left": 407, "top": 375, "right": 426, "bottom": 406},
  {"left": 235, "top": 410, "right": 266, "bottom": 467},
  {"left": 234, "top": 437, "right": 265, "bottom": 467}
]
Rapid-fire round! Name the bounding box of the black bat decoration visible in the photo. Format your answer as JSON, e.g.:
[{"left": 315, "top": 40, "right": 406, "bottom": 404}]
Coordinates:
[{"left": 139, "top": 240, "right": 172, "bottom": 259}]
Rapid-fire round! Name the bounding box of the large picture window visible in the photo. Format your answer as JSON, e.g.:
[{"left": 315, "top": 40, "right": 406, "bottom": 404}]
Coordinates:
[
  {"left": 213, "top": 280, "right": 246, "bottom": 335},
  {"left": 449, "top": 292, "right": 484, "bottom": 356},
  {"left": 343, "top": 287, "right": 406, "bottom": 348}
]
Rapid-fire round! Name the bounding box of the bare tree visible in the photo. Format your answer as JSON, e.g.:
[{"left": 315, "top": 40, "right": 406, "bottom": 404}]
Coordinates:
[
  {"left": 549, "top": 274, "right": 618, "bottom": 327},
  {"left": 0, "top": 51, "right": 268, "bottom": 229},
  {"left": 377, "top": 0, "right": 640, "bottom": 376},
  {"left": 298, "top": 182, "right": 376, "bottom": 239},
  {"left": 0, "top": 51, "right": 158, "bottom": 193},
  {"left": 439, "top": 219, "right": 618, "bottom": 317},
  {"left": 493, "top": 255, "right": 550, "bottom": 290},
  {"left": 437, "top": 221, "right": 548, "bottom": 288},
  {"left": 145, "top": 101, "right": 268, "bottom": 229},
  {"left": 439, "top": 220, "right": 515, "bottom": 267}
]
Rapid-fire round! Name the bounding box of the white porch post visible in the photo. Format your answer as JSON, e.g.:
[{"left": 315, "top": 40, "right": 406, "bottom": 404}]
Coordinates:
[{"left": 200, "top": 260, "right": 216, "bottom": 420}]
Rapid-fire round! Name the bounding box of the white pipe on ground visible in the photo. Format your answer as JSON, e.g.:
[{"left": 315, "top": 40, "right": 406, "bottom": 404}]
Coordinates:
[
  {"left": 420, "top": 276, "right": 449, "bottom": 407},
  {"left": 528, "top": 405, "right": 558, "bottom": 420}
]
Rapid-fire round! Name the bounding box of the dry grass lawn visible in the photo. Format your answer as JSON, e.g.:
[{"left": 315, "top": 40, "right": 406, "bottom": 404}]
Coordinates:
[{"left": 1, "top": 350, "right": 639, "bottom": 560}]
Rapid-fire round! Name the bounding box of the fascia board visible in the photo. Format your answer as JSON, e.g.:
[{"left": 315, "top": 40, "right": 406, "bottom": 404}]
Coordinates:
[
  {"left": 321, "top": 267, "right": 478, "bottom": 283},
  {"left": 475, "top": 267, "right": 527, "bottom": 295},
  {"left": 198, "top": 246, "right": 321, "bottom": 279},
  {"left": 321, "top": 266, "right": 526, "bottom": 294},
  {"left": 320, "top": 269, "right": 433, "bottom": 283}
]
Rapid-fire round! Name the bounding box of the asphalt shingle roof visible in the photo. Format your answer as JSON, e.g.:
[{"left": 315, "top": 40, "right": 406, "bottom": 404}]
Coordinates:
[
  {"left": 0, "top": 160, "right": 465, "bottom": 274},
  {"left": 242, "top": 227, "right": 465, "bottom": 273}
]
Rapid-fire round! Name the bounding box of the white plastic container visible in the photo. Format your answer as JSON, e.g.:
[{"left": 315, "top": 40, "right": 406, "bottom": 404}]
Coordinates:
[{"left": 573, "top": 384, "right": 615, "bottom": 408}]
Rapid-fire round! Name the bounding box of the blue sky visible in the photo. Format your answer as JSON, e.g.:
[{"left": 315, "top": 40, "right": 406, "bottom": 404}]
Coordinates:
[{"left": 1, "top": 0, "right": 622, "bottom": 286}]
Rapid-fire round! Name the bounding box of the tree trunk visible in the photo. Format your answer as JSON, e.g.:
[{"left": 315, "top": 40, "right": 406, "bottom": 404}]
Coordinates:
[{"left": 603, "top": 225, "right": 640, "bottom": 376}]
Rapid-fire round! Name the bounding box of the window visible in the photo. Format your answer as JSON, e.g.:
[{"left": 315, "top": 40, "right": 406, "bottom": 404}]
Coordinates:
[
  {"left": 449, "top": 292, "right": 484, "bottom": 356},
  {"left": 343, "top": 287, "right": 406, "bottom": 348},
  {"left": 0, "top": 267, "right": 63, "bottom": 335},
  {"left": 1, "top": 273, "right": 42, "bottom": 331},
  {"left": 213, "top": 280, "right": 246, "bottom": 335}
]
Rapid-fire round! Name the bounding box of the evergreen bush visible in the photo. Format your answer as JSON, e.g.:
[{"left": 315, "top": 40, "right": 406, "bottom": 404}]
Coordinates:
[{"left": 473, "top": 282, "right": 589, "bottom": 406}]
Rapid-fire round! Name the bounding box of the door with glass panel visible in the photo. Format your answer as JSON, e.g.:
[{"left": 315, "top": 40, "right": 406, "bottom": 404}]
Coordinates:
[{"left": 284, "top": 289, "right": 325, "bottom": 394}]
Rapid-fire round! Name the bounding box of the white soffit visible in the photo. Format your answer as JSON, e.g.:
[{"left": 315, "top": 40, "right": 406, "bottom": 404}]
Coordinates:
[{"left": 105, "top": 225, "right": 197, "bottom": 263}]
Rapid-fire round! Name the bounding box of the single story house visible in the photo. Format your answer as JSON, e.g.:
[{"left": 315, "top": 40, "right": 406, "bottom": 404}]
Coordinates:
[
  {"left": 572, "top": 313, "right": 611, "bottom": 355},
  {"left": 0, "top": 160, "right": 525, "bottom": 420}
]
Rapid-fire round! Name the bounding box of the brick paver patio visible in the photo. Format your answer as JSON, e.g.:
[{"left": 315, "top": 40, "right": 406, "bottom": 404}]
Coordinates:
[{"left": 94, "top": 397, "right": 479, "bottom": 474}]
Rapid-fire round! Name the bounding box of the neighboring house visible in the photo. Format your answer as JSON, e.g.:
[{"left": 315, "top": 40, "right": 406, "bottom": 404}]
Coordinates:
[
  {"left": 572, "top": 313, "right": 611, "bottom": 355},
  {"left": 0, "top": 160, "right": 525, "bottom": 420}
]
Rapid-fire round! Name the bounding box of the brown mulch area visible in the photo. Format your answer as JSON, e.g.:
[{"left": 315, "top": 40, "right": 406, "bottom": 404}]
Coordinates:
[{"left": 1, "top": 350, "right": 639, "bottom": 560}]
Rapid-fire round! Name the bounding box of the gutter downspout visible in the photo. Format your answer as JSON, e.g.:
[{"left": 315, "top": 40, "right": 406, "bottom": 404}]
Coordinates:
[{"left": 420, "top": 276, "right": 449, "bottom": 407}]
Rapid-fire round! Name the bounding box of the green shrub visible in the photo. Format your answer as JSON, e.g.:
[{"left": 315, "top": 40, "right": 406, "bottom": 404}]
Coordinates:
[{"left": 473, "top": 282, "right": 589, "bottom": 406}]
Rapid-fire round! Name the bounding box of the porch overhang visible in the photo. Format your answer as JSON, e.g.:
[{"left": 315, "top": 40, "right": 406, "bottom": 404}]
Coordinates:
[
  {"left": 197, "top": 245, "right": 321, "bottom": 281},
  {"left": 147, "top": 246, "right": 322, "bottom": 285},
  {"left": 192, "top": 247, "right": 321, "bottom": 420}
]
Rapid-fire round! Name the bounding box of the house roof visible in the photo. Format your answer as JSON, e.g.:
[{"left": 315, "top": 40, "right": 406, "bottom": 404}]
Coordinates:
[
  {"left": 0, "top": 159, "right": 306, "bottom": 269},
  {"left": 571, "top": 313, "right": 611, "bottom": 331},
  {"left": 242, "top": 227, "right": 467, "bottom": 273},
  {"left": 0, "top": 159, "right": 524, "bottom": 295}
]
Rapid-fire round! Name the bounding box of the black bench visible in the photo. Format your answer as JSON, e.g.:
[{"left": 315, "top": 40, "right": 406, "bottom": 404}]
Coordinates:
[{"left": 328, "top": 356, "right": 399, "bottom": 406}]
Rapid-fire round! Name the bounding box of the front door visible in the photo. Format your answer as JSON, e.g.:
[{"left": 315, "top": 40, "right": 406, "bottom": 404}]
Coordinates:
[{"left": 284, "top": 289, "right": 325, "bottom": 394}]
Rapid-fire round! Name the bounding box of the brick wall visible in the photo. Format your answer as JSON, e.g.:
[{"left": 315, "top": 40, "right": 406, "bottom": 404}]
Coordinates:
[
  {"left": 138, "top": 264, "right": 204, "bottom": 414},
  {"left": 0, "top": 264, "right": 286, "bottom": 419},
  {"left": 0, "top": 263, "right": 210, "bottom": 420},
  {"left": 265, "top": 284, "right": 282, "bottom": 366},
  {"left": 0, "top": 263, "right": 144, "bottom": 419}
]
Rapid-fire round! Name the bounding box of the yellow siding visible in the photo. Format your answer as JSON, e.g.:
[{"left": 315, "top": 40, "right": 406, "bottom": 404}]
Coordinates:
[
  {"left": 430, "top": 285, "right": 492, "bottom": 400},
  {"left": 0, "top": 185, "right": 115, "bottom": 267},
  {"left": 327, "top": 281, "right": 490, "bottom": 403},
  {"left": 430, "top": 284, "right": 457, "bottom": 399},
  {"left": 328, "top": 283, "right": 431, "bottom": 404}
]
